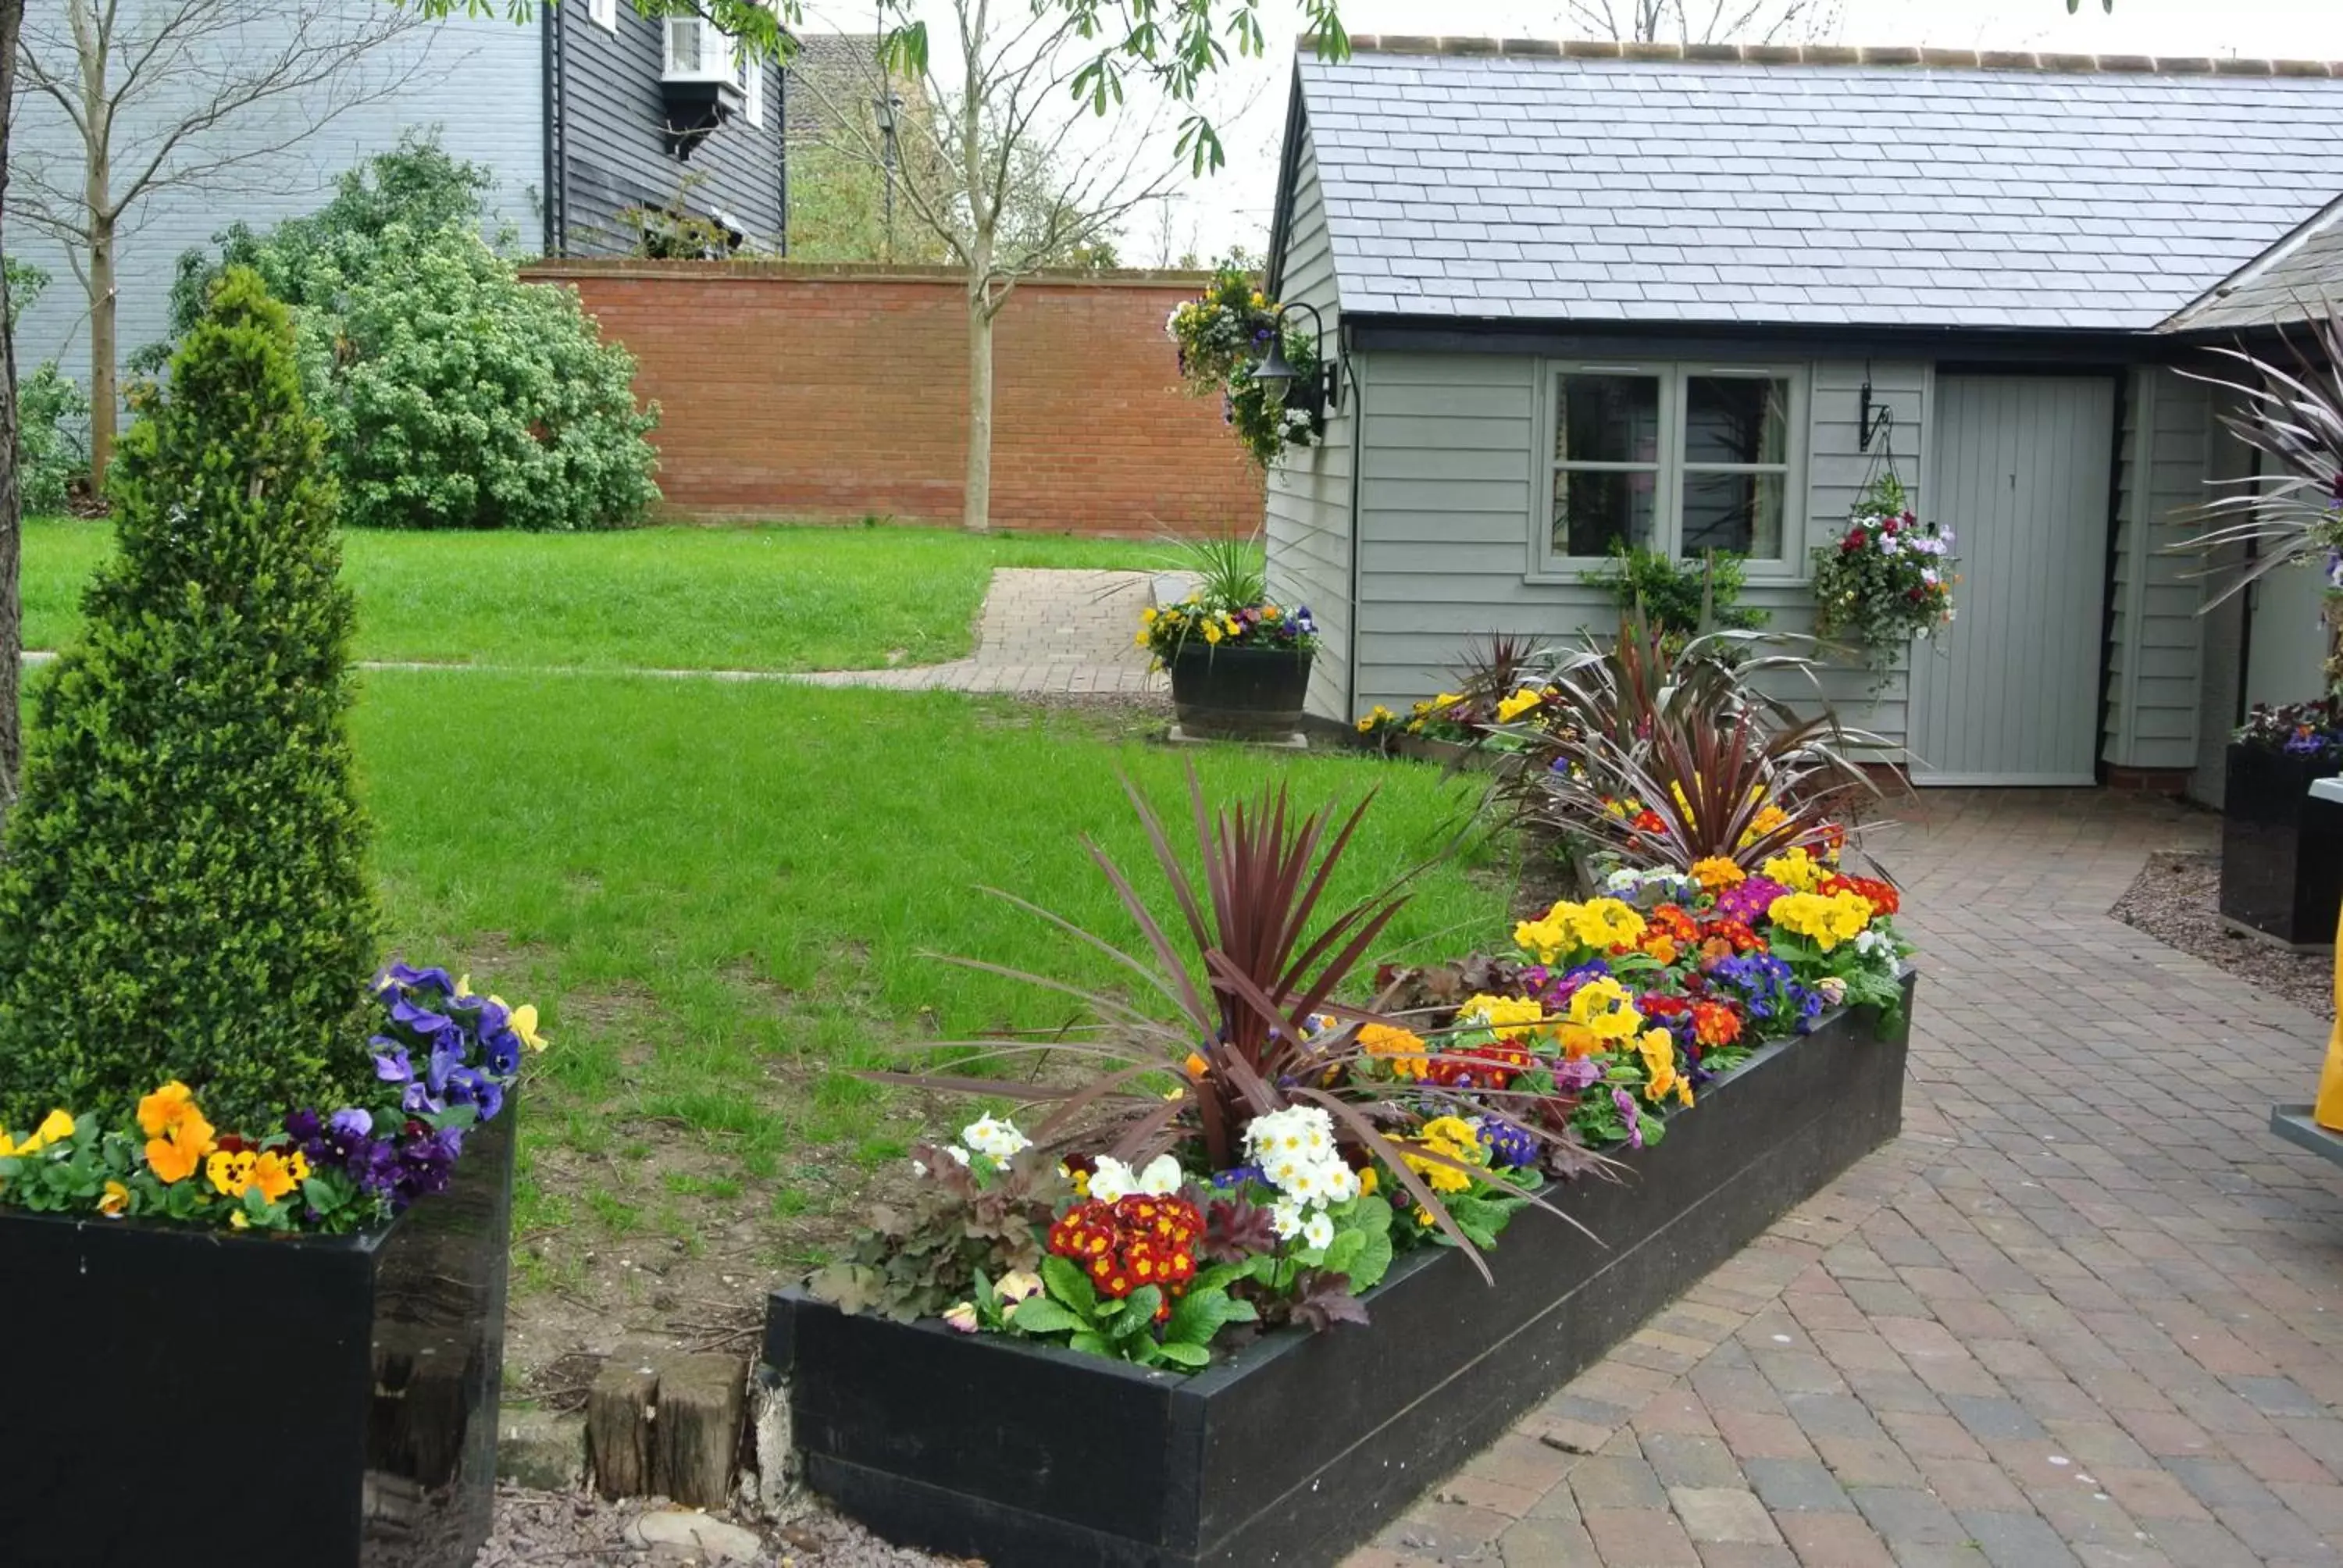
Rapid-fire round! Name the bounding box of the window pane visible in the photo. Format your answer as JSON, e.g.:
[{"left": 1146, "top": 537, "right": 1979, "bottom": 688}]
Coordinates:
[
  {"left": 1682, "top": 472, "right": 1785, "bottom": 558},
  {"left": 1554, "top": 469, "right": 1658, "bottom": 558},
  {"left": 1554, "top": 373, "right": 1661, "bottom": 465},
  {"left": 1685, "top": 376, "right": 1788, "bottom": 467}
]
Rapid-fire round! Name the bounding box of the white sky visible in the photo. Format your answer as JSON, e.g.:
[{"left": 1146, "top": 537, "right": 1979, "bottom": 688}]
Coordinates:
[{"left": 802, "top": 0, "right": 2343, "bottom": 262}]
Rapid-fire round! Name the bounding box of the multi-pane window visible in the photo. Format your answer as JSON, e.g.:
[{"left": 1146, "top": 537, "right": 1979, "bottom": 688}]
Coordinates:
[{"left": 1546, "top": 365, "right": 1801, "bottom": 567}]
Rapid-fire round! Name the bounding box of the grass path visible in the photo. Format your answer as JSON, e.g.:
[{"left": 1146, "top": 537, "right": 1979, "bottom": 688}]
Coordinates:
[{"left": 22, "top": 518, "right": 1167, "bottom": 672}]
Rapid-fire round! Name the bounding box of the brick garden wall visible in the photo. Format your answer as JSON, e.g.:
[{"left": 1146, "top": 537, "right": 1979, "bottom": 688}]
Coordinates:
[{"left": 524, "top": 260, "right": 1266, "bottom": 534}]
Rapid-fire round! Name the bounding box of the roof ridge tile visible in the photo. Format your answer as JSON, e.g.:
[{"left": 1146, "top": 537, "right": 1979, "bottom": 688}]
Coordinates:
[{"left": 1296, "top": 36, "right": 2343, "bottom": 79}]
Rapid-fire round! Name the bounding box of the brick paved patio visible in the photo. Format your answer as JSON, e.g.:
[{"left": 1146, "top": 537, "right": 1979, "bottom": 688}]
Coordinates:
[{"left": 1353, "top": 789, "right": 2343, "bottom": 1568}]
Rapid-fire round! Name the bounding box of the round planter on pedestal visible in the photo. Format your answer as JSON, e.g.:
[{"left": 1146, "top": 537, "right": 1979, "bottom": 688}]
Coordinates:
[{"left": 1168, "top": 643, "right": 1313, "bottom": 742}]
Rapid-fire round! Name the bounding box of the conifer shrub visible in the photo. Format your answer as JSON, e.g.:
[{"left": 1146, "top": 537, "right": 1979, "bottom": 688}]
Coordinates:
[{"left": 0, "top": 267, "right": 378, "bottom": 1131}]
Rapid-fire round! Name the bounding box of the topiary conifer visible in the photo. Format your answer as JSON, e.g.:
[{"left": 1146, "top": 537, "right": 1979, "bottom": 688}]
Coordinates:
[{"left": 0, "top": 266, "right": 377, "bottom": 1132}]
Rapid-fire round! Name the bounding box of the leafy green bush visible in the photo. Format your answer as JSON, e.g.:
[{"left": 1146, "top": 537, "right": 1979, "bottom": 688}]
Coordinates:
[
  {"left": 145, "top": 137, "right": 660, "bottom": 532},
  {"left": 1582, "top": 546, "right": 1768, "bottom": 647},
  {"left": 0, "top": 267, "right": 378, "bottom": 1131},
  {"left": 5, "top": 259, "right": 91, "bottom": 514}
]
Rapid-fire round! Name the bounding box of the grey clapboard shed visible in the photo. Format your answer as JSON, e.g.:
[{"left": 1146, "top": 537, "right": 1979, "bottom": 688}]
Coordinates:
[{"left": 1263, "top": 38, "right": 2343, "bottom": 792}]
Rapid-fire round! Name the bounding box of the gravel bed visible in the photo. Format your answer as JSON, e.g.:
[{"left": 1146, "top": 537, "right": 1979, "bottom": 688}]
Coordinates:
[
  {"left": 481, "top": 1486, "right": 964, "bottom": 1567},
  {"left": 2110, "top": 850, "right": 2335, "bottom": 1020}
]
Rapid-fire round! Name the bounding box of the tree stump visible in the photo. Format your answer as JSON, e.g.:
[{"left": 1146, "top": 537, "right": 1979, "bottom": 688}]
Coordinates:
[
  {"left": 584, "top": 1347, "right": 746, "bottom": 1508},
  {"left": 587, "top": 1352, "right": 659, "bottom": 1502}
]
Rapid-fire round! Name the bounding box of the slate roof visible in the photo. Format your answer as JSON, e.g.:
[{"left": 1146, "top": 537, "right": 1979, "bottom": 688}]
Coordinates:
[
  {"left": 783, "top": 33, "right": 885, "bottom": 141},
  {"left": 2163, "top": 198, "right": 2343, "bottom": 334},
  {"left": 1289, "top": 40, "right": 2343, "bottom": 331}
]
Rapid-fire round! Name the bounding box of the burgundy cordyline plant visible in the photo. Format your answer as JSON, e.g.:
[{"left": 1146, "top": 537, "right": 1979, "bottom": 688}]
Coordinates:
[
  {"left": 879, "top": 770, "right": 1613, "bottom": 1274},
  {"left": 1495, "top": 610, "right": 1885, "bottom": 871}
]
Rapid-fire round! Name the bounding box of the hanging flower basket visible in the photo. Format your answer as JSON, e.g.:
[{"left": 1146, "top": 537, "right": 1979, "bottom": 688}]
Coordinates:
[
  {"left": 1167, "top": 267, "right": 1325, "bottom": 467},
  {"left": 1810, "top": 474, "right": 1957, "bottom": 686}
]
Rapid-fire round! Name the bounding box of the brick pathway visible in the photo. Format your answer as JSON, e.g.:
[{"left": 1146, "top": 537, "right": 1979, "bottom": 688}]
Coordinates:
[
  {"left": 791, "top": 568, "right": 1164, "bottom": 697},
  {"left": 1354, "top": 789, "right": 2343, "bottom": 1568}
]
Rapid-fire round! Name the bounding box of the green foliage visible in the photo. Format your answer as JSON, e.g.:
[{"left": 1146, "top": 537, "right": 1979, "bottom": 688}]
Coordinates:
[
  {"left": 1000, "top": 1253, "right": 1256, "bottom": 1369},
  {"left": 0, "top": 268, "right": 379, "bottom": 1133},
  {"left": 148, "top": 136, "right": 659, "bottom": 532},
  {"left": 1166, "top": 529, "right": 1268, "bottom": 610},
  {"left": 1582, "top": 546, "right": 1767, "bottom": 647},
  {"left": 20, "top": 365, "right": 92, "bottom": 516},
  {"left": 6, "top": 259, "right": 94, "bottom": 514},
  {"left": 1809, "top": 473, "right": 1958, "bottom": 686}
]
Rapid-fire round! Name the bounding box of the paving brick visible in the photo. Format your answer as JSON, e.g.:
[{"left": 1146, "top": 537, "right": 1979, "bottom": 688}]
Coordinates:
[
  {"left": 1671, "top": 1488, "right": 1782, "bottom": 1545},
  {"left": 1742, "top": 1458, "right": 1855, "bottom": 1514},
  {"left": 1500, "top": 1515, "right": 1598, "bottom": 1565},
  {"left": 1773, "top": 1509, "right": 1895, "bottom": 1566},
  {"left": 1954, "top": 1509, "right": 2081, "bottom": 1567},
  {"left": 1573, "top": 1455, "right": 1670, "bottom": 1513},
  {"left": 1644, "top": 1434, "right": 1745, "bottom": 1491},
  {"left": 1582, "top": 1506, "right": 1703, "bottom": 1566},
  {"left": 1846, "top": 1486, "right": 1966, "bottom": 1547}
]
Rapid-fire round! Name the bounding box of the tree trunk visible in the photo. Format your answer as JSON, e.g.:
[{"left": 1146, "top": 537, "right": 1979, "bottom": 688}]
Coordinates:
[
  {"left": 84, "top": 130, "right": 115, "bottom": 494},
  {"left": 962, "top": 292, "right": 993, "bottom": 533},
  {"left": 0, "top": 0, "right": 27, "bottom": 818},
  {"left": 87, "top": 212, "right": 115, "bottom": 492}
]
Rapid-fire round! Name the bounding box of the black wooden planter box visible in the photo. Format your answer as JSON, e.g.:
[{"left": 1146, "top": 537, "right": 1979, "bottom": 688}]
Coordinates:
[
  {"left": 0, "top": 1101, "right": 517, "bottom": 1568},
  {"left": 2220, "top": 743, "right": 2343, "bottom": 948},
  {"left": 765, "top": 977, "right": 1914, "bottom": 1568}
]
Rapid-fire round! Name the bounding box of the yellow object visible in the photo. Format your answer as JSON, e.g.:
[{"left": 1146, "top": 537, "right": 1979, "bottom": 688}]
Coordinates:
[{"left": 2316, "top": 902, "right": 2343, "bottom": 1131}]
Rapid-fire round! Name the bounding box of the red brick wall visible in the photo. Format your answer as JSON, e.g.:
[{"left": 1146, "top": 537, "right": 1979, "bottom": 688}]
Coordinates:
[{"left": 523, "top": 260, "right": 1267, "bottom": 535}]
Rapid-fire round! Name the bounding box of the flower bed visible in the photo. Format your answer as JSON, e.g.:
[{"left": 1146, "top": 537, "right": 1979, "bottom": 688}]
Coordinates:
[
  {"left": 765, "top": 974, "right": 1912, "bottom": 1568},
  {"left": 761, "top": 762, "right": 1915, "bottom": 1566}
]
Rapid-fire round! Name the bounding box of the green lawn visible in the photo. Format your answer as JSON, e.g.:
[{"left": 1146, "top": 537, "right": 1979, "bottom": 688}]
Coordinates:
[
  {"left": 351, "top": 674, "right": 1509, "bottom": 1288},
  {"left": 23, "top": 517, "right": 1164, "bottom": 672}
]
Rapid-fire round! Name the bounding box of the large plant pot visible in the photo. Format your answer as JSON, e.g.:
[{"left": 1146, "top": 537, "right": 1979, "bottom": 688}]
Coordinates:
[
  {"left": 0, "top": 1098, "right": 518, "bottom": 1567},
  {"left": 764, "top": 976, "right": 1915, "bottom": 1568},
  {"left": 1168, "top": 643, "right": 1312, "bottom": 740},
  {"left": 2220, "top": 743, "right": 2343, "bottom": 948}
]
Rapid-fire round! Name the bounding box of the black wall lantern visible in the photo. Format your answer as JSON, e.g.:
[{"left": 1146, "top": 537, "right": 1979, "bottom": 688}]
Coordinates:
[{"left": 1252, "top": 301, "right": 1340, "bottom": 419}]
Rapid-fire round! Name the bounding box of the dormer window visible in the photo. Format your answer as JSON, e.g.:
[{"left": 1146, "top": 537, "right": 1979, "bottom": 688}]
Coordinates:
[{"left": 660, "top": 16, "right": 744, "bottom": 158}]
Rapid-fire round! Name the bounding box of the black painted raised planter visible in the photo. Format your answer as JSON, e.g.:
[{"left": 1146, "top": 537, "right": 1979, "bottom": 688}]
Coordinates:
[
  {"left": 2220, "top": 743, "right": 2343, "bottom": 948},
  {"left": 0, "top": 1100, "right": 517, "bottom": 1568},
  {"left": 764, "top": 976, "right": 1914, "bottom": 1568},
  {"left": 1168, "top": 643, "right": 1313, "bottom": 740}
]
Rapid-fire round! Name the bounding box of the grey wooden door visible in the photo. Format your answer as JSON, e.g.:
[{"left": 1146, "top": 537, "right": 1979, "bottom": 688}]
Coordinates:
[{"left": 1908, "top": 375, "right": 2114, "bottom": 786}]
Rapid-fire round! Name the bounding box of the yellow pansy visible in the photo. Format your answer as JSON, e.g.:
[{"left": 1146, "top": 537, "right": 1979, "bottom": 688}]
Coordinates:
[
  {"left": 1496, "top": 687, "right": 1542, "bottom": 723},
  {"left": 1567, "top": 976, "right": 1643, "bottom": 1042},
  {"left": 98, "top": 1181, "right": 130, "bottom": 1217},
  {"left": 497, "top": 997, "right": 548, "bottom": 1052},
  {"left": 1767, "top": 890, "right": 1874, "bottom": 952},
  {"left": 1639, "top": 1028, "right": 1679, "bottom": 1103}
]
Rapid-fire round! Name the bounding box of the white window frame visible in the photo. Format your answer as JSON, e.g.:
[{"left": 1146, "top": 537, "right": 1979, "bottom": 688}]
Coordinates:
[
  {"left": 587, "top": 0, "right": 616, "bottom": 34},
  {"left": 1532, "top": 360, "right": 1809, "bottom": 583},
  {"left": 662, "top": 16, "right": 736, "bottom": 82},
  {"left": 739, "top": 45, "right": 765, "bottom": 126}
]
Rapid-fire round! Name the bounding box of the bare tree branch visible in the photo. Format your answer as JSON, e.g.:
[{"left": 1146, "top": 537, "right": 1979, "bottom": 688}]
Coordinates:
[{"left": 13, "top": 0, "right": 434, "bottom": 484}]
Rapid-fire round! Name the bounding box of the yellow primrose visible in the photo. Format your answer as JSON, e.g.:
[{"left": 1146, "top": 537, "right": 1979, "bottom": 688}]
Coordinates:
[
  {"left": 1495, "top": 687, "right": 1542, "bottom": 723},
  {"left": 98, "top": 1180, "right": 130, "bottom": 1218},
  {"left": 1203, "top": 623, "right": 1224, "bottom": 644},
  {"left": 1767, "top": 890, "right": 1874, "bottom": 952},
  {"left": 1141, "top": 606, "right": 1159, "bottom": 623},
  {"left": 1638, "top": 1028, "right": 1679, "bottom": 1103},
  {"left": 1760, "top": 846, "right": 1823, "bottom": 893},
  {"left": 1458, "top": 993, "right": 1550, "bottom": 1045}
]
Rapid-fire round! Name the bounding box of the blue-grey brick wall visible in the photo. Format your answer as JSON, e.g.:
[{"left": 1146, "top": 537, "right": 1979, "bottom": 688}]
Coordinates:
[{"left": 7, "top": 2, "right": 543, "bottom": 393}]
